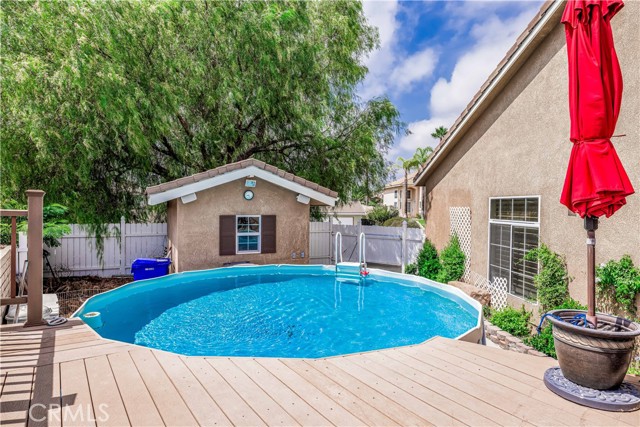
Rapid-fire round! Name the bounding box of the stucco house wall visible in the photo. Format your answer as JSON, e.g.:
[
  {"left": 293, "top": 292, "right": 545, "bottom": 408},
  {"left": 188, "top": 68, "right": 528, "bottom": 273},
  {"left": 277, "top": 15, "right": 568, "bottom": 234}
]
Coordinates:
[
  {"left": 422, "top": 2, "right": 639, "bottom": 311},
  {"left": 168, "top": 178, "right": 311, "bottom": 272},
  {"left": 382, "top": 174, "right": 424, "bottom": 217}
]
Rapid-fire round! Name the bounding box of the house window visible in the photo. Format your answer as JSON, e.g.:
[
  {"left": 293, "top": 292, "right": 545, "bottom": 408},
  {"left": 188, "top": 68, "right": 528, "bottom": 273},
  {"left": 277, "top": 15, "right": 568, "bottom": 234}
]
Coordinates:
[
  {"left": 394, "top": 190, "right": 398, "bottom": 199},
  {"left": 406, "top": 190, "right": 411, "bottom": 200},
  {"left": 393, "top": 201, "right": 397, "bottom": 208},
  {"left": 488, "top": 197, "right": 540, "bottom": 300},
  {"left": 236, "top": 215, "right": 261, "bottom": 253}
]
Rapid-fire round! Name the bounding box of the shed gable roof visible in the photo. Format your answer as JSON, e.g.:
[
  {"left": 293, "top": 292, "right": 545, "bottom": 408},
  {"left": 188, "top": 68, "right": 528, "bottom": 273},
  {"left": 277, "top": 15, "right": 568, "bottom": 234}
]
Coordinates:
[
  {"left": 145, "top": 159, "right": 338, "bottom": 206},
  {"left": 414, "top": 0, "right": 562, "bottom": 186}
]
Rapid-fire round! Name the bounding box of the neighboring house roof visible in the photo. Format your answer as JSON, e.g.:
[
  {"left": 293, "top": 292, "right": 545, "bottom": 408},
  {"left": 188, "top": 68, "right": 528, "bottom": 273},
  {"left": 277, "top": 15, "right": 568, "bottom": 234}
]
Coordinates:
[
  {"left": 145, "top": 159, "right": 338, "bottom": 206},
  {"left": 321, "top": 201, "right": 374, "bottom": 216},
  {"left": 414, "top": 0, "right": 562, "bottom": 186},
  {"left": 384, "top": 171, "right": 418, "bottom": 190}
]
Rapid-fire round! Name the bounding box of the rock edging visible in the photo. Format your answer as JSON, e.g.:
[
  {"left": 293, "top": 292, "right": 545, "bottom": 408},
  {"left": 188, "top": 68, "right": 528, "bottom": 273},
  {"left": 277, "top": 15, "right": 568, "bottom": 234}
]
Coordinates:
[{"left": 484, "top": 320, "right": 547, "bottom": 357}]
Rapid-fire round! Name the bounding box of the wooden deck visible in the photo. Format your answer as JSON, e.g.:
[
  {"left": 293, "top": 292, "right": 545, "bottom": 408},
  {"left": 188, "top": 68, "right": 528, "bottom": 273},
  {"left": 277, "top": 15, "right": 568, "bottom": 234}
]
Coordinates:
[{"left": 1, "top": 320, "right": 638, "bottom": 426}]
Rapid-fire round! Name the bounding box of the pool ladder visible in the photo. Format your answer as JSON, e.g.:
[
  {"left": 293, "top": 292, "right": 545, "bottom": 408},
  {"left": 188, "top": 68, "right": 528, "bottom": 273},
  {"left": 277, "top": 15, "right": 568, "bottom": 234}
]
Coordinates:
[
  {"left": 334, "top": 232, "right": 368, "bottom": 277},
  {"left": 334, "top": 232, "right": 367, "bottom": 310}
]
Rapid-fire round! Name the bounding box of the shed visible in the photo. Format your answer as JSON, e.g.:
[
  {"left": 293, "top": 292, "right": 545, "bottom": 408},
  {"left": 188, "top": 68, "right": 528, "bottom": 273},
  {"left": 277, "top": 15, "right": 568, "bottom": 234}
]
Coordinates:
[{"left": 145, "top": 159, "right": 338, "bottom": 272}]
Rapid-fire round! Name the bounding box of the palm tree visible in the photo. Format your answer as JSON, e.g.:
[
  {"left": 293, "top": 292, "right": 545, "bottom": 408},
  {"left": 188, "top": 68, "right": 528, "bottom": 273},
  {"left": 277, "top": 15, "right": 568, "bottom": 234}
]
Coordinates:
[
  {"left": 431, "top": 126, "right": 448, "bottom": 140},
  {"left": 412, "top": 146, "right": 433, "bottom": 166},
  {"left": 410, "top": 146, "right": 433, "bottom": 218},
  {"left": 396, "top": 147, "right": 434, "bottom": 217},
  {"left": 396, "top": 156, "right": 419, "bottom": 217}
]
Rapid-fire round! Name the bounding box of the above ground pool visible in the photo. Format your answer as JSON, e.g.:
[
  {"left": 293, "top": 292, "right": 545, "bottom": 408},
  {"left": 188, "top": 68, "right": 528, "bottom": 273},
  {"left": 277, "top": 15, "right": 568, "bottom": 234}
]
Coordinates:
[{"left": 75, "top": 265, "right": 482, "bottom": 358}]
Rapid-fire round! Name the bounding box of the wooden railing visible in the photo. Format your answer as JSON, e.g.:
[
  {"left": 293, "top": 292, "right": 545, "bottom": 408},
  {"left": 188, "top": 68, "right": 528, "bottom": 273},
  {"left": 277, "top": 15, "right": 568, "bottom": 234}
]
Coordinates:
[
  {"left": 0, "top": 209, "right": 28, "bottom": 299},
  {"left": 0, "top": 190, "right": 45, "bottom": 326}
]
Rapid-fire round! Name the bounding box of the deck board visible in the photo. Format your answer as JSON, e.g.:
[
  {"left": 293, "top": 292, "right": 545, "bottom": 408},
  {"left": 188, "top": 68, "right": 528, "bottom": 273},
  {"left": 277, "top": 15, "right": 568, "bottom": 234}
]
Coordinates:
[
  {"left": 0, "top": 367, "right": 34, "bottom": 427},
  {"left": 284, "top": 358, "right": 399, "bottom": 426},
  {"left": 231, "top": 358, "right": 331, "bottom": 426},
  {"left": 2, "top": 322, "right": 638, "bottom": 426},
  {"left": 59, "top": 359, "right": 95, "bottom": 427},
  {"left": 154, "top": 352, "right": 232, "bottom": 427},
  {"left": 183, "top": 357, "right": 265, "bottom": 427},
  {"left": 128, "top": 349, "right": 198, "bottom": 426},
  {"left": 424, "top": 339, "right": 635, "bottom": 426},
  {"left": 84, "top": 356, "right": 130, "bottom": 427},
  {"left": 256, "top": 358, "right": 363, "bottom": 426},
  {"left": 107, "top": 351, "right": 164, "bottom": 427}
]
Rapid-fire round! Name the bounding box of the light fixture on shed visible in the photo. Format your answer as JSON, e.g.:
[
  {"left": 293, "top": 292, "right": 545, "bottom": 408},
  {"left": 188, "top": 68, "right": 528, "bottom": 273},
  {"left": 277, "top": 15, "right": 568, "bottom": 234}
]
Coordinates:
[
  {"left": 180, "top": 193, "right": 197, "bottom": 204},
  {"left": 296, "top": 194, "right": 310, "bottom": 204}
]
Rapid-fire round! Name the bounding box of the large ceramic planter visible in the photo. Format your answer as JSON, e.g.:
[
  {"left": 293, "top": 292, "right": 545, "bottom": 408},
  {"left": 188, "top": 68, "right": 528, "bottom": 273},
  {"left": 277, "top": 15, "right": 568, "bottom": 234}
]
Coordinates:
[{"left": 547, "top": 309, "right": 640, "bottom": 390}]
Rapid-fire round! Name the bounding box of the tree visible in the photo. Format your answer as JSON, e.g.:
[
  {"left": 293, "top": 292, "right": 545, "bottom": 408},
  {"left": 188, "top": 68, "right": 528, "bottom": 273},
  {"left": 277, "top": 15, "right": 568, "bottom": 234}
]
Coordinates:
[
  {"left": 1, "top": 1, "right": 404, "bottom": 226},
  {"left": 396, "top": 156, "right": 419, "bottom": 217},
  {"left": 436, "top": 234, "right": 466, "bottom": 283},
  {"left": 431, "top": 126, "right": 448, "bottom": 140},
  {"left": 416, "top": 238, "right": 441, "bottom": 280},
  {"left": 412, "top": 146, "right": 433, "bottom": 167}
]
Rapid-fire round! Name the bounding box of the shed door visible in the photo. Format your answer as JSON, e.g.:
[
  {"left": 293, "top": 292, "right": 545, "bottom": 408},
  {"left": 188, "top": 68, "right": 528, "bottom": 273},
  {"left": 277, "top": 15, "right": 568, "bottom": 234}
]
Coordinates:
[
  {"left": 261, "top": 215, "right": 276, "bottom": 254},
  {"left": 219, "top": 215, "right": 236, "bottom": 255}
]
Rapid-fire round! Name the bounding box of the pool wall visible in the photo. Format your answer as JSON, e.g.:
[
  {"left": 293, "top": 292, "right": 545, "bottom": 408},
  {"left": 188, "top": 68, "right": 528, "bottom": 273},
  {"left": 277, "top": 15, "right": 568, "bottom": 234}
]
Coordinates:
[{"left": 73, "top": 264, "right": 485, "bottom": 349}]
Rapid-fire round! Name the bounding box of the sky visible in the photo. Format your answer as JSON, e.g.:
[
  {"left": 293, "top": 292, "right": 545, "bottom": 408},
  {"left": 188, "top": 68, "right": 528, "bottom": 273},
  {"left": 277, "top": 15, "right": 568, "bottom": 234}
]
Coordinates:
[{"left": 359, "top": 0, "right": 545, "bottom": 163}]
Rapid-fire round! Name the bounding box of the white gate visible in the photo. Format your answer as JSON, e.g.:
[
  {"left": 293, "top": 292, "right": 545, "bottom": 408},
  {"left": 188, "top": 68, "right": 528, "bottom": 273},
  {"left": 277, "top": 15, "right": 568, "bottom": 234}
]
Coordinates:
[{"left": 309, "top": 222, "right": 424, "bottom": 267}]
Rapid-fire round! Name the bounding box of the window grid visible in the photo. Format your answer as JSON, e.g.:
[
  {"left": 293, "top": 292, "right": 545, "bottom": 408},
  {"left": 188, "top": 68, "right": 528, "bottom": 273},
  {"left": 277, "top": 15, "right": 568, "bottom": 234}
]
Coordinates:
[
  {"left": 236, "top": 215, "right": 261, "bottom": 254},
  {"left": 488, "top": 197, "right": 540, "bottom": 301}
]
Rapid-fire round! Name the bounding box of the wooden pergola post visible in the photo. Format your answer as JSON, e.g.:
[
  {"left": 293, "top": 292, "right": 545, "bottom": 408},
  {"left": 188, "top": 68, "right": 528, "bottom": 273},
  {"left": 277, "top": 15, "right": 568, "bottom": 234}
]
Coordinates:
[{"left": 25, "top": 190, "right": 45, "bottom": 327}]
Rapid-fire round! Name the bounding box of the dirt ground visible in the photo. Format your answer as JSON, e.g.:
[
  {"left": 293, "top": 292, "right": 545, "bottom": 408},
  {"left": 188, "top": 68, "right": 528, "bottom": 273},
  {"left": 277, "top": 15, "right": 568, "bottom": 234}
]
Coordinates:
[
  {"left": 45, "top": 276, "right": 132, "bottom": 317},
  {"left": 44, "top": 275, "right": 131, "bottom": 294}
]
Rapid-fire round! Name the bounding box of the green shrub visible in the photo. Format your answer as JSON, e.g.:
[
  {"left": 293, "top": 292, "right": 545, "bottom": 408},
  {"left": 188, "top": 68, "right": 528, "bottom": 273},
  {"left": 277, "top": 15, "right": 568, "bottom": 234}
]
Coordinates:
[
  {"left": 365, "top": 205, "right": 398, "bottom": 226},
  {"left": 596, "top": 255, "right": 640, "bottom": 315},
  {"left": 405, "top": 263, "right": 418, "bottom": 275},
  {"left": 382, "top": 217, "right": 421, "bottom": 228},
  {"left": 482, "top": 305, "right": 492, "bottom": 320},
  {"left": 525, "top": 244, "right": 571, "bottom": 312},
  {"left": 524, "top": 324, "right": 556, "bottom": 358},
  {"left": 490, "top": 306, "right": 531, "bottom": 337},
  {"left": 415, "top": 238, "right": 441, "bottom": 280},
  {"left": 436, "top": 234, "right": 465, "bottom": 283},
  {"left": 555, "top": 298, "right": 587, "bottom": 310}
]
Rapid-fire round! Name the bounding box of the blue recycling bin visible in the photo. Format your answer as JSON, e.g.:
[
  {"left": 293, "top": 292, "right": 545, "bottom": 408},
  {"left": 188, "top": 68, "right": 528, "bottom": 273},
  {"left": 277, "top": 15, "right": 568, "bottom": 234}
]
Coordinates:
[{"left": 132, "top": 258, "right": 171, "bottom": 281}]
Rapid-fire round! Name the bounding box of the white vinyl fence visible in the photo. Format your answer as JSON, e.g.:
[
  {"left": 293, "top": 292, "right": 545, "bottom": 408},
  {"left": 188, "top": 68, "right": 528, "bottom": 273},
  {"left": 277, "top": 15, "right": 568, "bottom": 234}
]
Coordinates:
[
  {"left": 17, "top": 220, "right": 422, "bottom": 277},
  {"left": 309, "top": 222, "right": 425, "bottom": 267},
  {"left": 18, "top": 218, "right": 167, "bottom": 277}
]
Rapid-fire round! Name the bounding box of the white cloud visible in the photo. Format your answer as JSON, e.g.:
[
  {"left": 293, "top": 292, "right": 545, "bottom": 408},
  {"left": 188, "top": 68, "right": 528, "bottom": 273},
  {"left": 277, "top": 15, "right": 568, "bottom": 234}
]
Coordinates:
[
  {"left": 390, "top": 116, "right": 453, "bottom": 160},
  {"left": 360, "top": 0, "right": 438, "bottom": 98},
  {"left": 391, "top": 4, "right": 540, "bottom": 163},
  {"left": 430, "top": 9, "right": 537, "bottom": 119},
  {"left": 390, "top": 48, "right": 438, "bottom": 92}
]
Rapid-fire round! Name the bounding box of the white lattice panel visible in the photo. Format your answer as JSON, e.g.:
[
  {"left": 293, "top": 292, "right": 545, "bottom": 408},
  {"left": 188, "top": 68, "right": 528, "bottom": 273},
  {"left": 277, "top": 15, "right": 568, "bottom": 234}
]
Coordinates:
[
  {"left": 449, "top": 207, "right": 471, "bottom": 280},
  {"left": 467, "top": 270, "right": 508, "bottom": 310},
  {"left": 490, "top": 277, "right": 508, "bottom": 310}
]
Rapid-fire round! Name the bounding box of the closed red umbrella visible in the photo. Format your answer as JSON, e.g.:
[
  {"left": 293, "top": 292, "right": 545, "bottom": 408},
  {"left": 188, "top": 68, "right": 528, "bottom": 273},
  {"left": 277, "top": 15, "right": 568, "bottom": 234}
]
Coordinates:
[{"left": 560, "top": 0, "right": 634, "bottom": 325}]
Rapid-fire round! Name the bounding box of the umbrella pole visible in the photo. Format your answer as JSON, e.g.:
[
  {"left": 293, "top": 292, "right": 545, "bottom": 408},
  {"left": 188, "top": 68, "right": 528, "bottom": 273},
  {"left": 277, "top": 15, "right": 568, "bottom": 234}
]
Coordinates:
[{"left": 585, "top": 216, "right": 598, "bottom": 327}]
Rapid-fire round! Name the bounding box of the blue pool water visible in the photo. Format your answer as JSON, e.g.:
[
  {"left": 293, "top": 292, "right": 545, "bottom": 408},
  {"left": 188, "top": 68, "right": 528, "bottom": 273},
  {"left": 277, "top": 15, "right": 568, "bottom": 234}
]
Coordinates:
[{"left": 75, "top": 265, "right": 479, "bottom": 358}]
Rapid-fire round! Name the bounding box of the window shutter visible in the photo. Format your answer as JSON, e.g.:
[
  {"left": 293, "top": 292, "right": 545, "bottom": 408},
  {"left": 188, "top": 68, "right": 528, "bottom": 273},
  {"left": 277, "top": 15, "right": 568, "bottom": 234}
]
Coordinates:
[
  {"left": 219, "top": 215, "right": 236, "bottom": 255},
  {"left": 261, "top": 215, "right": 276, "bottom": 254}
]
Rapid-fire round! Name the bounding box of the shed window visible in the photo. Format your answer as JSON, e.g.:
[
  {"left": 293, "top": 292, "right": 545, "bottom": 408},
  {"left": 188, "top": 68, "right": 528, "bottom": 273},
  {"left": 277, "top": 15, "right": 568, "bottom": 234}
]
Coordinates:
[
  {"left": 236, "top": 216, "right": 260, "bottom": 253},
  {"left": 488, "top": 197, "right": 540, "bottom": 300}
]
